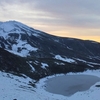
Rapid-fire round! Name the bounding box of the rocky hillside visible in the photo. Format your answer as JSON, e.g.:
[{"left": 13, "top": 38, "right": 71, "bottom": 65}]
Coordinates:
[{"left": 0, "top": 21, "right": 100, "bottom": 80}]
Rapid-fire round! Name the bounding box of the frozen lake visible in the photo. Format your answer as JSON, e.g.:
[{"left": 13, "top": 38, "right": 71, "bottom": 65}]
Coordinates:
[{"left": 45, "top": 75, "right": 100, "bottom": 96}]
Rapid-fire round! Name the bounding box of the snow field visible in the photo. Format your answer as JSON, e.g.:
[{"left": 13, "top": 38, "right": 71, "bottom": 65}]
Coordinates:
[{"left": 0, "top": 70, "right": 100, "bottom": 100}]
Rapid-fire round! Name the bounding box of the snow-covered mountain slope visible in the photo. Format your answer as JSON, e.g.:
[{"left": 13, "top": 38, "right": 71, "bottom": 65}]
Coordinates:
[
  {"left": 0, "top": 21, "right": 100, "bottom": 59},
  {"left": 0, "top": 70, "right": 100, "bottom": 100},
  {"left": 0, "top": 21, "right": 39, "bottom": 57},
  {"left": 0, "top": 21, "right": 34, "bottom": 35},
  {"left": 0, "top": 20, "right": 100, "bottom": 80}
]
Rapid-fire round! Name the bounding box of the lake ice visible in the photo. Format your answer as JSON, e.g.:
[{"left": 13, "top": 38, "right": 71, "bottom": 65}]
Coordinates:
[{"left": 45, "top": 75, "right": 100, "bottom": 96}]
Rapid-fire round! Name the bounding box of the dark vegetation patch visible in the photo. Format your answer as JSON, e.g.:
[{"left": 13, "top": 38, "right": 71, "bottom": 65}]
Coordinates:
[{"left": 95, "top": 85, "right": 100, "bottom": 87}]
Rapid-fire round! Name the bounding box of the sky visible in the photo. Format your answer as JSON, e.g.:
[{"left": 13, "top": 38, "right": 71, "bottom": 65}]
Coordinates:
[{"left": 0, "top": 0, "right": 100, "bottom": 42}]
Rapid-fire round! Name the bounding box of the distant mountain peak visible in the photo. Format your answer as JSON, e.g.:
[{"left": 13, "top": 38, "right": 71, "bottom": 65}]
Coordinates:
[
  {"left": 0, "top": 20, "right": 100, "bottom": 59},
  {"left": 0, "top": 20, "right": 32, "bottom": 33},
  {"left": 0, "top": 20, "right": 40, "bottom": 57}
]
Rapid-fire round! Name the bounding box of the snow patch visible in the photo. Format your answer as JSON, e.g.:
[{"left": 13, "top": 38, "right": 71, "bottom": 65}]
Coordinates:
[
  {"left": 55, "top": 62, "right": 65, "bottom": 65},
  {"left": 76, "top": 58, "right": 100, "bottom": 66},
  {"left": 11, "top": 39, "right": 38, "bottom": 57},
  {"left": 55, "top": 55, "right": 76, "bottom": 63},
  {"left": 27, "top": 62, "right": 35, "bottom": 72},
  {"left": 41, "top": 63, "right": 49, "bottom": 69},
  {"left": 67, "top": 46, "right": 73, "bottom": 50},
  {"left": 34, "top": 61, "right": 39, "bottom": 65},
  {"left": 33, "top": 33, "right": 40, "bottom": 37},
  {"left": 54, "top": 39, "right": 59, "bottom": 42},
  {"left": 20, "top": 49, "right": 30, "bottom": 57},
  {"left": 0, "top": 21, "right": 15, "bottom": 32}
]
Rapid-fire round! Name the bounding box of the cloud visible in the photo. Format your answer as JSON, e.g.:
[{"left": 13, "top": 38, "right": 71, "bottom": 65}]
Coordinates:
[
  {"left": 0, "top": 0, "right": 100, "bottom": 41},
  {"left": 29, "top": 0, "right": 100, "bottom": 28},
  {"left": 1, "top": 0, "right": 100, "bottom": 28}
]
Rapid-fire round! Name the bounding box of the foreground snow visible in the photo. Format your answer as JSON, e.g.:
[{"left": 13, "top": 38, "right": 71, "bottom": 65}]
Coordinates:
[{"left": 0, "top": 70, "right": 100, "bottom": 100}]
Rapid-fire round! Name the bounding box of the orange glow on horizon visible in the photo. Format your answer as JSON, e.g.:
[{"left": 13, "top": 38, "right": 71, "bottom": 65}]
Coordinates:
[
  {"left": 31, "top": 24, "right": 100, "bottom": 43},
  {"left": 50, "top": 33, "right": 100, "bottom": 43},
  {"left": 51, "top": 32, "right": 100, "bottom": 43}
]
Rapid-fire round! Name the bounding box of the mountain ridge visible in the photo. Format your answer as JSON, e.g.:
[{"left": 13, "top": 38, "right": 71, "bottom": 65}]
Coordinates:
[{"left": 0, "top": 20, "right": 100, "bottom": 80}]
